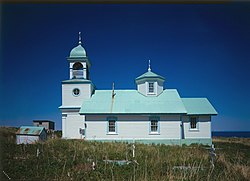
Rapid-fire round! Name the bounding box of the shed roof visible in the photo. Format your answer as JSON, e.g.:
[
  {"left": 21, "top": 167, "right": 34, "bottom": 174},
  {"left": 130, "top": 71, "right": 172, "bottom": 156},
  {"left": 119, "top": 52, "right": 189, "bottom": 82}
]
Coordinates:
[
  {"left": 181, "top": 98, "right": 218, "bottom": 115},
  {"left": 80, "top": 89, "right": 187, "bottom": 114},
  {"left": 16, "top": 126, "right": 45, "bottom": 135}
]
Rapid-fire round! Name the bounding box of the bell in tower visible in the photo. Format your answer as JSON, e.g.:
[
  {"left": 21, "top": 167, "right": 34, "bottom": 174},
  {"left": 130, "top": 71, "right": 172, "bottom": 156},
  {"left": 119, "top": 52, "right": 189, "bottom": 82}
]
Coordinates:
[{"left": 72, "top": 62, "right": 83, "bottom": 79}]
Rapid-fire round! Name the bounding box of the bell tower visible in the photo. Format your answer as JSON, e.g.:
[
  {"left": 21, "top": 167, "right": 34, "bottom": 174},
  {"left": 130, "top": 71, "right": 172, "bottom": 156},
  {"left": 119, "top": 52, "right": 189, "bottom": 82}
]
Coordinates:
[
  {"left": 59, "top": 32, "right": 95, "bottom": 139},
  {"left": 68, "top": 32, "right": 90, "bottom": 80}
]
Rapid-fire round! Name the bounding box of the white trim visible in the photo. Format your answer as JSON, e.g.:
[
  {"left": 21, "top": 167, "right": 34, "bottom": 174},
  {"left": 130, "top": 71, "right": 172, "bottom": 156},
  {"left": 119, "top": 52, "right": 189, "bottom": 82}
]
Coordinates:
[
  {"left": 106, "top": 133, "right": 118, "bottom": 135},
  {"left": 149, "top": 132, "right": 161, "bottom": 135}
]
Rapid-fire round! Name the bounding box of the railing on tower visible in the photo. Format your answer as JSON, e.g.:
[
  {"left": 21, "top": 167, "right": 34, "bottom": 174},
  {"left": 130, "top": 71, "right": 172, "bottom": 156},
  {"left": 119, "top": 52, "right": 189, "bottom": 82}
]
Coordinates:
[{"left": 73, "top": 70, "right": 84, "bottom": 79}]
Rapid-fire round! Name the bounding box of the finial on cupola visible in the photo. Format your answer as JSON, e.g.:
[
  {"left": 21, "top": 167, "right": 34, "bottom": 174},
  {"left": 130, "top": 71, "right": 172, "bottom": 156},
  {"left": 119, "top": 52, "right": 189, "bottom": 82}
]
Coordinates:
[
  {"left": 78, "top": 32, "right": 82, "bottom": 45},
  {"left": 148, "top": 59, "right": 151, "bottom": 72}
]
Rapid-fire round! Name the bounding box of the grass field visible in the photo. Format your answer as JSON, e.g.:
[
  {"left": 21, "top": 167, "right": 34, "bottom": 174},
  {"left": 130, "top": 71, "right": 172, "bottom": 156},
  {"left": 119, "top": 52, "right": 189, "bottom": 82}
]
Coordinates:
[{"left": 1, "top": 127, "right": 249, "bottom": 180}]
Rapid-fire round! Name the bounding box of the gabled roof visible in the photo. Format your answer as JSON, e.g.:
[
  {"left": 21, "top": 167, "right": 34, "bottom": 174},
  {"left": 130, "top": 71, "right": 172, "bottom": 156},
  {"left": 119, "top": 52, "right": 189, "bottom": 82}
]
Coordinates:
[
  {"left": 16, "top": 126, "right": 45, "bottom": 136},
  {"left": 80, "top": 89, "right": 187, "bottom": 114},
  {"left": 181, "top": 98, "right": 218, "bottom": 115},
  {"left": 135, "top": 70, "right": 165, "bottom": 81}
]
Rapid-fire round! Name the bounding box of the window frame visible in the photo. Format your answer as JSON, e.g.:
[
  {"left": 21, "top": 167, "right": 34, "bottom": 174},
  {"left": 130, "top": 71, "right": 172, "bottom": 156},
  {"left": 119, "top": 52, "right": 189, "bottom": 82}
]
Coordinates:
[
  {"left": 189, "top": 116, "right": 199, "bottom": 131},
  {"left": 149, "top": 116, "right": 160, "bottom": 134},
  {"left": 147, "top": 82, "right": 156, "bottom": 95},
  {"left": 107, "top": 117, "right": 118, "bottom": 135}
]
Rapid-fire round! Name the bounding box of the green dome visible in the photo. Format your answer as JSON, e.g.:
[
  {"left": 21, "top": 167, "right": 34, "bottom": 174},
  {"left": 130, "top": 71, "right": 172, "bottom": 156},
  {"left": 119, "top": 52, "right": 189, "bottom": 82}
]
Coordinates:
[{"left": 69, "top": 44, "right": 86, "bottom": 57}]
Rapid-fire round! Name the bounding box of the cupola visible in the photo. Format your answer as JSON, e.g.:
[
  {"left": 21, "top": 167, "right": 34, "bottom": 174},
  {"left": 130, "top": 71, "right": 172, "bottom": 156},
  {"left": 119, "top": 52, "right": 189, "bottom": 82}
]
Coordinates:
[{"left": 135, "top": 60, "right": 165, "bottom": 96}]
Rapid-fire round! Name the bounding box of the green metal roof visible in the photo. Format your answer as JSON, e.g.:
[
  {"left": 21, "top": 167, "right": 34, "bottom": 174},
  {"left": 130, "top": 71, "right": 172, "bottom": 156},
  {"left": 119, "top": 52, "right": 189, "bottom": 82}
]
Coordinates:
[
  {"left": 69, "top": 44, "right": 86, "bottom": 58},
  {"left": 181, "top": 98, "right": 218, "bottom": 115},
  {"left": 80, "top": 89, "right": 187, "bottom": 114},
  {"left": 135, "top": 70, "right": 165, "bottom": 81},
  {"left": 16, "top": 126, "right": 45, "bottom": 135}
]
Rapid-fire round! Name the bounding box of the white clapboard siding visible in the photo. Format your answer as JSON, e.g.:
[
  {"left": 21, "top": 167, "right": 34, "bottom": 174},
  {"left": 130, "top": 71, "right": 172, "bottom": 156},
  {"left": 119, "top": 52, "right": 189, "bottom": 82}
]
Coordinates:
[
  {"left": 182, "top": 115, "right": 211, "bottom": 139},
  {"left": 85, "top": 115, "right": 181, "bottom": 140},
  {"left": 62, "top": 84, "right": 91, "bottom": 107},
  {"left": 63, "top": 113, "right": 85, "bottom": 139}
]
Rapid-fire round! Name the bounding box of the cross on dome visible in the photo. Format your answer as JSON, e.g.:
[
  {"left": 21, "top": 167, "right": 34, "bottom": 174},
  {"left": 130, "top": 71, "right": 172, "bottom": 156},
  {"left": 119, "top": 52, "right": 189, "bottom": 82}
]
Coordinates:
[
  {"left": 69, "top": 32, "right": 87, "bottom": 58},
  {"left": 78, "top": 32, "right": 82, "bottom": 45},
  {"left": 148, "top": 59, "right": 151, "bottom": 72}
]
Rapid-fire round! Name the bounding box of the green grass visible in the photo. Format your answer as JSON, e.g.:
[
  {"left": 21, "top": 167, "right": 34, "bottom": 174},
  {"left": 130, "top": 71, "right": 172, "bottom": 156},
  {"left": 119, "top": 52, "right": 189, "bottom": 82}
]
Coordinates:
[{"left": 1, "top": 127, "right": 249, "bottom": 180}]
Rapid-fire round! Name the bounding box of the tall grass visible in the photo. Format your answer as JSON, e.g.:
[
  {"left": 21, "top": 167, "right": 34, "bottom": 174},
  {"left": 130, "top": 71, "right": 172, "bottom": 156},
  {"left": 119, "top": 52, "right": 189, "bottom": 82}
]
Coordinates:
[{"left": 1, "top": 127, "right": 249, "bottom": 180}]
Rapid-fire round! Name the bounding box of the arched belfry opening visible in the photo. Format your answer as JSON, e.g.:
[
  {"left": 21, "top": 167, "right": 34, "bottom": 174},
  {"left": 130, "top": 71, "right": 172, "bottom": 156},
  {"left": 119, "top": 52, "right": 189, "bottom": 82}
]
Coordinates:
[
  {"left": 73, "top": 62, "right": 83, "bottom": 69},
  {"left": 72, "top": 62, "right": 83, "bottom": 79}
]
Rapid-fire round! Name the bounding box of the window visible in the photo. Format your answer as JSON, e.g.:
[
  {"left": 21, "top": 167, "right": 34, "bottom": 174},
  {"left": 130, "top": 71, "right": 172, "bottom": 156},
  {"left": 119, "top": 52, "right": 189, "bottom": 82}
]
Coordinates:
[
  {"left": 190, "top": 117, "right": 197, "bottom": 129},
  {"left": 151, "top": 120, "right": 158, "bottom": 132},
  {"left": 149, "top": 117, "right": 159, "bottom": 134},
  {"left": 107, "top": 118, "right": 117, "bottom": 133},
  {"left": 73, "top": 88, "right": 80, "bottom": 96},
  {"left": 148, "top": 82, "right": 154, "bottom": 93},
  {"left": 108, "top": 121, "right": 116, "bottom": 132}
]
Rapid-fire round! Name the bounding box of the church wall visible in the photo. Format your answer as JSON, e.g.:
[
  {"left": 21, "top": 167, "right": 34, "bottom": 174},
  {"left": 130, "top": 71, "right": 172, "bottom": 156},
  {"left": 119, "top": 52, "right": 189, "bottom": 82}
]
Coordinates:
[
  {"left": 62, "top": 112, "right": 85, "bottom": 139},
  {"left": 85, "top": 115, "right": 181, "bottom": 140},
  {"left": 62, "top": 84, "right": 91, "bottom": 107},
  {"left": 182, "top": 115, "right": 211, "bottom": 139}
]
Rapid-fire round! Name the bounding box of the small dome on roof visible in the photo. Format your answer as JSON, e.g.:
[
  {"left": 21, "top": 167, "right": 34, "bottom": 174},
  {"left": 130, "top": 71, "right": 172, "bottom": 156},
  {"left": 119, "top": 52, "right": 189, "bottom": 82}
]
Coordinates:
[{"left": 69, "top": 44, "right": 87, "bottom": 58}]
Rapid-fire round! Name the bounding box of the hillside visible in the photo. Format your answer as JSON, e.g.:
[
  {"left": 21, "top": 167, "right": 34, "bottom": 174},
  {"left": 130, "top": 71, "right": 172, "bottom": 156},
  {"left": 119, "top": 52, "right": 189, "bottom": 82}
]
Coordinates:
[{"left": 1, "top": 127, "right": 249, "bottom": 180}]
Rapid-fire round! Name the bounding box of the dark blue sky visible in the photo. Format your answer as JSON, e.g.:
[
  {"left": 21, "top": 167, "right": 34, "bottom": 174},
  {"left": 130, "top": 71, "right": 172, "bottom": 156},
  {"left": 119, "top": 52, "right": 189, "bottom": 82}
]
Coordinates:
[{"left": 1, "top": 3, "right": 250, "bottom": 131}]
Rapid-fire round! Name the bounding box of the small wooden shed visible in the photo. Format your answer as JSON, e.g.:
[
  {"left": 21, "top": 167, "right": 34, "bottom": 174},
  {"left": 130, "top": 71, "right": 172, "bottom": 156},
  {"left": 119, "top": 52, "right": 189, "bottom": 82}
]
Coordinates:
[{"left": 16, "top": 126, "right": 47, "bottom": 144}]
